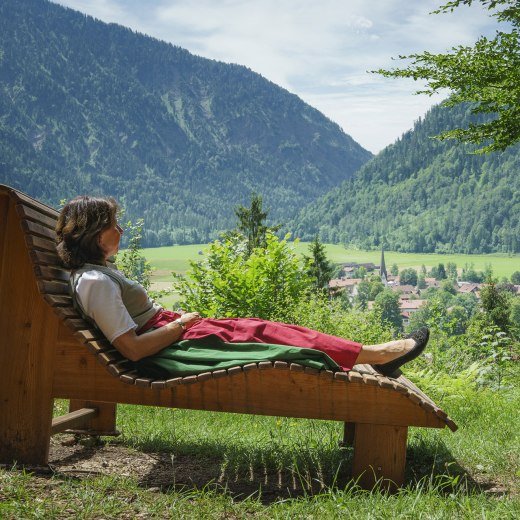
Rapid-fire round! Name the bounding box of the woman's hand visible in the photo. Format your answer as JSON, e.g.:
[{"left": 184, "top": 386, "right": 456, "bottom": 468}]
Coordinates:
[
  {"left": 179, "top": 311, "right": 201, "bottom": 329},
  {"left": 113, "top": 311, "right": 202, "bottom": 362}
]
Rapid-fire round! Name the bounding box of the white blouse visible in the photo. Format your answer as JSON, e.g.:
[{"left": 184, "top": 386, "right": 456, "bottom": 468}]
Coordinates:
[{"left": 75, "top": 270, "right": 137, "bottom": 343}]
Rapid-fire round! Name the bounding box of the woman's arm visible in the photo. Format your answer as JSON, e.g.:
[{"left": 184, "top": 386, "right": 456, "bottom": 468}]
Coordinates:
[{"left": 113, "top": 312, "right": 200, "bottom": 361}]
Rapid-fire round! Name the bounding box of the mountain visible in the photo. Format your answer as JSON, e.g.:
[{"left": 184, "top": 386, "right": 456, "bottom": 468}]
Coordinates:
[
  {"left": 0, "top": 0, "right": 372, "bottom": 246},
  {"left": 292, "top": 104, "right": 519, "bottom": 253}
]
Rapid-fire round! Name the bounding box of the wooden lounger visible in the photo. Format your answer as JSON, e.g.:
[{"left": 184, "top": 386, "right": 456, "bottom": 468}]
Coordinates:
[{"left": 0, "top": 184, "right": 457, "bottom": 490}]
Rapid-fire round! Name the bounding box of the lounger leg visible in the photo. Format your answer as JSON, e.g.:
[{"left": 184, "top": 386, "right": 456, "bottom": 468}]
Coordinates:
[
  {"left": 340, "top": 422, "right": 356, "bottom": 447},
  {"left": 351, "top": 423, "right": 408, "bottom": 491},
  {"left": 67, "top": 400, "right": 120, "bottom": 436}
]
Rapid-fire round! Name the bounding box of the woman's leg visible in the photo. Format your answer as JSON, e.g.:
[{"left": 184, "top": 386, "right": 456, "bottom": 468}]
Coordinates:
[{"left": 355, "top": 338, "right": 415, "bottom": 365}]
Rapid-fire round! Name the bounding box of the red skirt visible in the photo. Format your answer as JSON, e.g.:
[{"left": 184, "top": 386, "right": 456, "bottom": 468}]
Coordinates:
[{"left": 139, "top": 310, "right": 362, "bottom": 371}]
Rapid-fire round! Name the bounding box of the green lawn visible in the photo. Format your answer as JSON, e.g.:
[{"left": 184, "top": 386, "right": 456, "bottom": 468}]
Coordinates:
[
  {"left": 1, "top": 371, "right": 519, "bottom": 518},
  {"left": 141, "top": 243, "right": 520, "bottom": 310},
  {"left": 142, "top": 243, "right": 520, "bottom": 281}
]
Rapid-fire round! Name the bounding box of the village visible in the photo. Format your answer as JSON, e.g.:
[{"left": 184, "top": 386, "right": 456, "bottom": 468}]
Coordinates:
[{"left": 327, "top": 250, "right": 516, "bottom": 327}]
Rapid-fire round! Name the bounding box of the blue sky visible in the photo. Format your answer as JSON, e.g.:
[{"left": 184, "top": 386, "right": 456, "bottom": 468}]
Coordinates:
[{"left": 54, "top": 0, "right": 502, "bottom": 153}]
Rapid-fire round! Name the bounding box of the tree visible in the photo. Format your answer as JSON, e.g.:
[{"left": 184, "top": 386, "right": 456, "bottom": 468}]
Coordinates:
[
  {"left": 430, "top": 263, "right": 447, "bottom": 280},
  {"left": 400, "top": 268, "right": 418, "bottom": 286},
  {"left": 391, "top": 263, "right": 399, "bottom": 276},
  {"left": 510, "top": 298, "right": 520, "bottom": 339},
  {"left": 440, "top": 279, "right": 457, "bottom": 295},
  {"left": 116, "top": 218, "right": 153, "bottom": 290},
  {"left": 304, "top": 235, "right": 335, "bottom": 292},
  {"left": 511, "top": 271, "right": 520, "bottom": 284},
  {"left": 446, "top": 262, "right": 458, "bottom": 280},
  {"left": 354, "top": 266, "right": 367, "bottom": 280},
  {"left": 354, "top": 280, "right": 371, "bottom": 310},
  {"left": 417, "top": 272, "right": 427, "bottom": 289},
  {"left": 173, "top": 232, "right": 311, "bottom": 321},
  {"left": 376, "top": 0, "right": 520, "bottom": 153},
  {"left": 373, "top": 289, "right": 403, "bottom": 331},
  {"left": 480, "top": 281, "right": 512, "bottom": 333},
  {"left": 461, "top": 263, "right": 484, "bottom": 282},
  {"left": 234, "top": 193, "right": 270, "bottom": 256}
]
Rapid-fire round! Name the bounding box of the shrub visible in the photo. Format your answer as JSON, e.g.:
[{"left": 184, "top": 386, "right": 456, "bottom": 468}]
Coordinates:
[{"left": 172, "top": 232, "right": 312, "bottom": 321}]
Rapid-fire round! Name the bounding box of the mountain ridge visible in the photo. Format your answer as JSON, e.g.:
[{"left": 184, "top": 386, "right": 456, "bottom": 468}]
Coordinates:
[
  {"left": 292, "top": 103, "right": 519, "bottom": 254},
  {"left": 0, "top": 0, "right": 371, "bottom": 245}
]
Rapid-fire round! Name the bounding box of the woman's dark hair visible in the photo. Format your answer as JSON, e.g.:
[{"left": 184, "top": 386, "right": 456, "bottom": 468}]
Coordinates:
[{"left": 55, "top": 196, "right": 119, "bottom": 269}]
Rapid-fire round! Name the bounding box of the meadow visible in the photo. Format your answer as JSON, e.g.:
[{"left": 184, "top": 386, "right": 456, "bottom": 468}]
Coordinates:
[
  {"left": 1, "top": 373, "right": 518, "bottom": 518},
  {"left": 144, "top": 242, "right": 520, "bottom": 280},
  {"left": 2, "top": 241, "right": 519, "bottom": 518},
  {"left": 143, "top": 242, "right": 520, "bottom": 310}
]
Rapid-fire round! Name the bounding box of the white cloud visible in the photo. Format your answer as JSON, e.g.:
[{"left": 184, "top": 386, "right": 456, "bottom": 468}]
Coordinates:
[{"left": 53, "top": 0, "right": 501, "bottom": 152}]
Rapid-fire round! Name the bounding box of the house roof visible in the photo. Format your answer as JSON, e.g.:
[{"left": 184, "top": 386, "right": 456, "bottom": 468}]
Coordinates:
[
  {"left": 329, "top": 278, "right": 362, "bottom": 288},
  {"left": 399, "top": 299, "right": 426, "bottom": 310}
]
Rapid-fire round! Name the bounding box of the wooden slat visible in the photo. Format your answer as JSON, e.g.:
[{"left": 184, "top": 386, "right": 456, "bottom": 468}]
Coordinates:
[
  {"left": 348, "top": 371, "right": 364, "bottom": 383},
  {"left": 30, "top": 249, "right": 62, "bottom": 267},
  {"left": 243, "top": 363, "right": 258, "bottom": 372},
  {"left": 211, "top": 370, "right": 227, "bottom": 379},
  {"left": 196, "top": 372, "right": 212, "bottom": 382},
  {"left": 333, "top": 371, "right": 349, "bottom": 381},
  {"left": 34, "top": 264, "right": 70, "bottom": 282},
  {"left": 52, "top": 306, "right": 80, "bottom": 319},
  {"left": 64, "top": 318, "right": 91, "bottom": 330},
  {"left": 44, "top": 294, "right": 73, "bottom": 307},
  {"left": 151, "top": 380, "right": 167, "bottom": 390},
  {"left": 135, "top": 378, "right": 153, "bottom": 388},
  {"left": 16, "top": 204, "right": 57, "bottom": 229},
  {"left": 165, "top": 377, "right": 183, "bottom": 387},
  {"left": 11, "top": 190, "right": 58, "bottom": 219},
  {"left": 106, "top": 361, "right": 132, "bottom": 377},
  {"left": 227, "top": 366, "right": 243, "bottom": 377},
  {"left": 289, "top": 363, "right": 304, "bottom": 372},
  {"left": 85, "top": 339, "right": 112, "bottom": 351},
  {"left": 51, "top": 408, "right": 97, "bottom": 435},
  {"left": 362, "top": 373, "right": 379, "bottom": 386},
  {"left": 75, "top": 329, "right": 104, "bottom": 342},
  {"left": 258, "top": 361, "right": 273, "bottom": 370},
  {"left": 21, "top": 219, "right": 56, "bottom": 241},
  {"left": 445, "top": 418, "right": 458, "bottom": 432},
  {"left": 97, "top": 350, "right": 123, "bottom": 366},
  {"left": 37, "top": 280, "right": 69, "bottom": 295},
  {"left": 26, "top": 235, "right": 57, "bottom": 254},
  {"left": 274, "top": 361, "right": 288, "bottom": 370},
  {"left": 119, "top": 372, "right": 138, "bottom": 385},
  {"left": 180, "top": 375, "right": 198, "bottom": 385}
]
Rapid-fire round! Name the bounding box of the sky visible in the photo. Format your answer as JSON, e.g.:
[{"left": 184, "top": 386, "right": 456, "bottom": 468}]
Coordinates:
[{"left": 53, "top": 0, "right": 502, "bottom": 153}]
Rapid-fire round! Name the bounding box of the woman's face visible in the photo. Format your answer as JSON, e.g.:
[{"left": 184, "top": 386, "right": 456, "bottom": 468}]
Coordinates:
[{"left": 98, "top": 219, "right": 124, "bottom": 259}]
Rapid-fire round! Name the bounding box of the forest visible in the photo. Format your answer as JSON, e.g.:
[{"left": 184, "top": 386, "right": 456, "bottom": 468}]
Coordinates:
[
  {"left": 292, "top": 104, "right": 519, "bottom": 253},
  {"left": 0, "top": 0, "right": 371, "bottom": 245},
  {"left": 1, "top": 0, "right": 518, "bottom": 254}
]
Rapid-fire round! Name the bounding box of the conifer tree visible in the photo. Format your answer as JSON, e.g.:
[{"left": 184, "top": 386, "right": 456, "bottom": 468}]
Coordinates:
[
  {"left": 234, "top": 193, "right": 270, "bottom": 256},
  {"left": 304, "top": 235, "right": 335, "bottom": 292}
]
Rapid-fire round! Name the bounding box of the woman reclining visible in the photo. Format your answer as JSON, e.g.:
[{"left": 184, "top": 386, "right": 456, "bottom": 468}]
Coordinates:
[{"left": 55, "top": 195, "right": 429, "bottom": 379}]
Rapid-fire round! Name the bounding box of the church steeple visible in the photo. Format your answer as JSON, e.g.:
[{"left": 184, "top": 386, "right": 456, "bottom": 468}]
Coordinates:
[{"left": 380, "top": 246, "right": 388, "bottom": 284}]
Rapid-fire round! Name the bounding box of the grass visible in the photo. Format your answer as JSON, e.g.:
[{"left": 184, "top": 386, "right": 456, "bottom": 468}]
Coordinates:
[
  {"left": 141, "top": 242, "right": 520, "bottom": 310},
  {"left": 143, "top": 243, "right": 520, "bottom": 281},
  {"left": 1, "top": 372, "right": 519, "bottom": 518}
]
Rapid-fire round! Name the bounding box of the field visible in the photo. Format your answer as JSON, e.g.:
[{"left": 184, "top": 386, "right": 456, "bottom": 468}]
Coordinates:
[
  {"left": 143, "top": 242, "right": 520, "bottom": 280},
  {"left": 141, "top": 243, "right": 520, "bottom": 309}
]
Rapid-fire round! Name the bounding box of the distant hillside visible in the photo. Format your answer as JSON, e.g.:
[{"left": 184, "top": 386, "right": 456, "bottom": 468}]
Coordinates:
[
  {"left": 0, "top": 0, "right": 371, "bottom": 245},
  {"left": 292, "top": 104, "right": 519, "bottom": 253}
]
